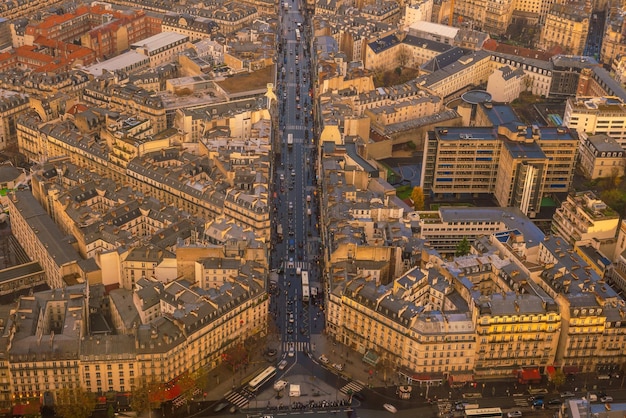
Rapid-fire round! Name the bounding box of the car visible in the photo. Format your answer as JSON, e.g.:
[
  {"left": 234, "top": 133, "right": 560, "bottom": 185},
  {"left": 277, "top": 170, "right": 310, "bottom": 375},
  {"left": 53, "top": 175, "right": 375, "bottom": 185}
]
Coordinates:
[
  {"left": 289, "top": 314, "right": 294, "bottom": 323},
  {"left": 279, "top": 173, "right": 285, "bottom": 181},
  {"left": 528, "top": 395, "right": 545, "bottom": 401},
  {"left": 507, "top": 411, "right": 522, "bottom": 418},
  {"left": 319, "top": 354, "right": 329, "bottom": 364},
  {"left": 560, "top": 391, "right": 575, "bottom": 398},
  {"left": 547, "top": 399, "right": 562, "bottom": 406},
  {"left": 352, "top": 392, "right": 365, "bottom": 402},
  {"left": 288, "top": 343, "right": 295, "bottom": 357},
  {"left": 383, "top": 403, "right": 397, "bottom": 414},
  {"left": 278, "top": 360, "right": 288, "bottom": 370},
  {"left": 287, "top": 326, "right": 293, "bottom": 333},
  {"left": 214, "top": 402, "right": 229, "bottom": 412},
  {"left": 601, "top": 396, "right": 613, "bottom": 402},
  {"left": 532, "top": 399, "right": 544, "bottom": 408},
  {"left": 333, "top": 363, "right": 344, "bottom": 371}
]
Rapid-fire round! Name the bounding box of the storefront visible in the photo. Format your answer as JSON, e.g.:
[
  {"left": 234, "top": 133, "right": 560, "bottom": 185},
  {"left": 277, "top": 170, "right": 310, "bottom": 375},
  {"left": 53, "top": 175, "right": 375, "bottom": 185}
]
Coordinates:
[{"left": 448, "top": 373, "right": 474, "bottom": 387}]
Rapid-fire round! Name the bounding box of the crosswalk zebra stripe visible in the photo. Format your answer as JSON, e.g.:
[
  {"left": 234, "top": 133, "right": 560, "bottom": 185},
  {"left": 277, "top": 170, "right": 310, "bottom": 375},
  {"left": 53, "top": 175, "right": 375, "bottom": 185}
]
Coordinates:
[
  {"left": 282, "top": 261, "right": 309, "bottom": 270},
  {"left": 340, "top": 381, "right": 364, "bottom": 395},
  {"left": 226, "top": 392, "right": 250, "bottom": 408},
  {"left": 282, "top": 341, "right": 310, "bottom": 352}
]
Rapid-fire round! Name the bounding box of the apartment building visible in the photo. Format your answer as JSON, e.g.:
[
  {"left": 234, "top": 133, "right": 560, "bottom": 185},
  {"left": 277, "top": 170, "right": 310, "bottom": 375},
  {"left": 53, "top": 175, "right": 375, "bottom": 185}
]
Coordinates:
[
  {"left": 539, "top": 3, "right": 590, "bottom": 56},
  {"left": 563, "top": 96, "right": 626, "bottom": 150},
  {"left": 512, "top": 0, "right": 555, "bottom": 25},
  {"left": 313, "top": 14, "right": 394, "bottom": 63},
  {"left": 416, "top": 50, "right": 493, "bottom": 100},
  {"left": 416, "top": 206, "right": 545, "bottom": 255},
  {"left": 551, "top": 191, "right": 620, "bottom": 248},
  {"left": 328, "top": 270, "right": 477, "bottom": 382},
  {"left": 600, "top": 8, "right": 626, "bottom": 66},
  {"left": 486, "top": 66, "right": 525, "bottom": 103},
  {"left": 0, "top": 92, "right": 30, "bottom": 150},
  {"left": 578, "top": 133, "right": 625, "bottom": 180},
  {"left": 131, "top": 32, "right": 189, "bottom": 68},
  {"left": 161, "top": 13, "right": 219, "bottom": 41},
  {"left": 180, "top": 4, "right": 259, "bottom": 34},
  {"left": 403, "top": 0, "right": 434, "bottom": 30},
  {"left": 6, "top": 191, "right": 92, "bottom": 289},
  {"left": 4, "top": 270, "right": 269, "bottom": 404},
  {"left": 421, "top": 124, "right": 577, "bottom": 217},
  {"left": 361, "top": 0, "right": 402, "bottom": 24},
  {"left": 81, "top": 9, "right": 155, "bottom": 60},
  {"left": 536, "top": 236, "right": 619, "bottom": 373}
]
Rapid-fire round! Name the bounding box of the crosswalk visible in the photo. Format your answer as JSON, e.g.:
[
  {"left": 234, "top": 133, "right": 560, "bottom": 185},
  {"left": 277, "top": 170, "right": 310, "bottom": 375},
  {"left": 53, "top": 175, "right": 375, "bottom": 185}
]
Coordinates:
[
  {"left": 225, "top": 390, "right": 250, "bottom": 409},
  {"left": 283, "top": 260, "right": 309, "bottom": 271},
  {"left": 513, "top": 397, "right": 529, "bottom": 407},
  {"left": 286, "top": 125, "right": 308, "bottom": 131},
  {"left": 282, "top": 341, "right": 310, "bottom": 352},
  {"left": 340, "top": 381, "right": 365, "bottom": 395}
]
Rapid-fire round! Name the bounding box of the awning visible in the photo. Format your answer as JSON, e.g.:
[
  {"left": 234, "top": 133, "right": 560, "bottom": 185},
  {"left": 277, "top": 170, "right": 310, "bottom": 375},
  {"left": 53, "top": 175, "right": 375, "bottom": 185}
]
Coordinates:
[
  {"left": 520, "top": 368, "right": 541, "bottom": 381},
  {"left": 448, "top": 373, "right": 474, "bottom": 384},
  {"left": 563, "top": 365, "right": 579, "bottom": 374},
  {"left": 149, "top": 384, "right": 181, "bottom": 403},
  {"left": 12, "top": 403, "right": 40, "bottom": 416},
  {"left": 363, "top": 350, "right": 379, "bottom": 366},
  {"left": 546, "top": 366, "right": 556, "bottom": 376}
]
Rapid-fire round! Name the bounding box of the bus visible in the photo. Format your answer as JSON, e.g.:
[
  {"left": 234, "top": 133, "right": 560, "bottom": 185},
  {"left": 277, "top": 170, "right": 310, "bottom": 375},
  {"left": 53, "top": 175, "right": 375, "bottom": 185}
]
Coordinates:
[
  {"left": 301, "top": 271, "right": 309, "bottom": 302},
  {"left": 464, "top": 408, "right": 503, "bottom": 418},
  {"left": 248, "top": 366, "right": 277, "bottom": 392},
  {"left": 295, "top": 28, "right": 301, "bottom": 41}
]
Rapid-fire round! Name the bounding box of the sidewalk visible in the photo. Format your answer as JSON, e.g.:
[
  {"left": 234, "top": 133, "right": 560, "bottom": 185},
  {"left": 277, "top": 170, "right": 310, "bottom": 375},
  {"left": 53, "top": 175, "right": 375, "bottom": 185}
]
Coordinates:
[
  {"left": 202, "top": 349, "right": 273, "bottom": 402},
  {"left": 309, "top": 333, "right": 393, "bottom": 390}
]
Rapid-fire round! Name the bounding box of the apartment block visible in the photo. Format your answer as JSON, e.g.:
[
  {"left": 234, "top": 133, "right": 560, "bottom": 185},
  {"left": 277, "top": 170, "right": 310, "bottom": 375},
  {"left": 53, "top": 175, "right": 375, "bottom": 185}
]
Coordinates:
[
  {"left": 539, "top": 3, "right": 590, "bottom": 56},
  {"left": 551, "top": 191, "right": 620, "bottom": 247},
  {"left": 161, "top": 13, "right": 219, "bottom": 41},
  {"left": 4, "top": 271, "right": 269, "bottom": 404},
  {"left": 6, "top": 191, "right": 93, "bottom": 289},
  {"left": 0, "top": 91, "right": 30, "bottom": 150},
  {"left": 563, "top": 96, "right": 626, "bottom": 150},
  {"left": 131, "top": 32, "right": 189, "bottom": 68},
  {"left": 578, "top": 133, "right": 625, "bottom": 180},
  {"left": 486, "top": 66, "right": 525, "bottom": 103}
]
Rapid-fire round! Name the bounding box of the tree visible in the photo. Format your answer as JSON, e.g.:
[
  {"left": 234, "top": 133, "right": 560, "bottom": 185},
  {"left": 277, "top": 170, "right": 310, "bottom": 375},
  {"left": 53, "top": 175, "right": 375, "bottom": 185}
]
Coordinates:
[
  {"left": 551, "top": 369, "right": 566, "bottom": 390},
  {"left": 130, "top": 378, "right": 163, "bottom": 414},
  {"left": 455, "top": 237, "right": 471, "bottom": 257},
  {"left": 55, "top": 387, "right": 96, "bottom": 418},
  {"left": 410, "top": 186, "right": 425, "bottom": 210}
]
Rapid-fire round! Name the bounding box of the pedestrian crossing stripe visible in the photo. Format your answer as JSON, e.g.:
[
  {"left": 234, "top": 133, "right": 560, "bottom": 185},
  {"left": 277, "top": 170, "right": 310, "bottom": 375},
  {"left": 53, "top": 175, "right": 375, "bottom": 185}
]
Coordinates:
[
  {"left": 340, "top": 381, "right": 365, "bottom": 395},
  {"left": 282, "top": 261, "right": 309, "bottom": 270},
  {"left": 282, "top": 341, "right": 310, "bottom": 352},
  {"left": 285, "top": 125, "right": 308, "bottom": 131},
  {"left": 226, "top": 391, "right": 250, "bottom": 408}
]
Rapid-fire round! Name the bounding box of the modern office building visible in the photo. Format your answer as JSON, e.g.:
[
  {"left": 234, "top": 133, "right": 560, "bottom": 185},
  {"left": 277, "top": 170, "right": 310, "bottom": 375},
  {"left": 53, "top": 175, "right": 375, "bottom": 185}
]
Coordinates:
[{"left": 421, "top": 124, "right": 578, "bottom": 217}]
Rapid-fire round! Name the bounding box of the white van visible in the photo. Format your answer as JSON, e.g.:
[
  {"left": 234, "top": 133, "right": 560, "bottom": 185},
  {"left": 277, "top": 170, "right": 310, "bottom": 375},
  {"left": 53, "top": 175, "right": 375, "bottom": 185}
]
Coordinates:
[{"left": 296, "top": 267, "right": 302, "bottom": 275}]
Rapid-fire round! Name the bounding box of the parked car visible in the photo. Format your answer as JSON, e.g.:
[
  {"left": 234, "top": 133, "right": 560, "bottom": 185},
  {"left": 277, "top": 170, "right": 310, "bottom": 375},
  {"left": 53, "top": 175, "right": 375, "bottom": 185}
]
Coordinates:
[
  {"left": 560, "top": 391, "right": 575, "bottom": 398},
  {"left": 213, "top": 402, "right": 229, "bottom": 412},
  {"left": 547, "top": 399, "right": 563, "bottom": 406},
  {"left": 319, "top": 354, "right": 329, "bottom": 364},
  {"left": 601, "top": 396, "right": 613, "bottom": 403},
  {"left": 383, "top": 403, "right": 397, "bottom": 414},
  {"left": 507, "top": 411, "right": 522, "bottom": 418},
  {"left": 532, "top": 399, "right": 544, "bottom": 408},
  {"left": 332, "top": 363, "right": 344, "bottom": 371}
]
